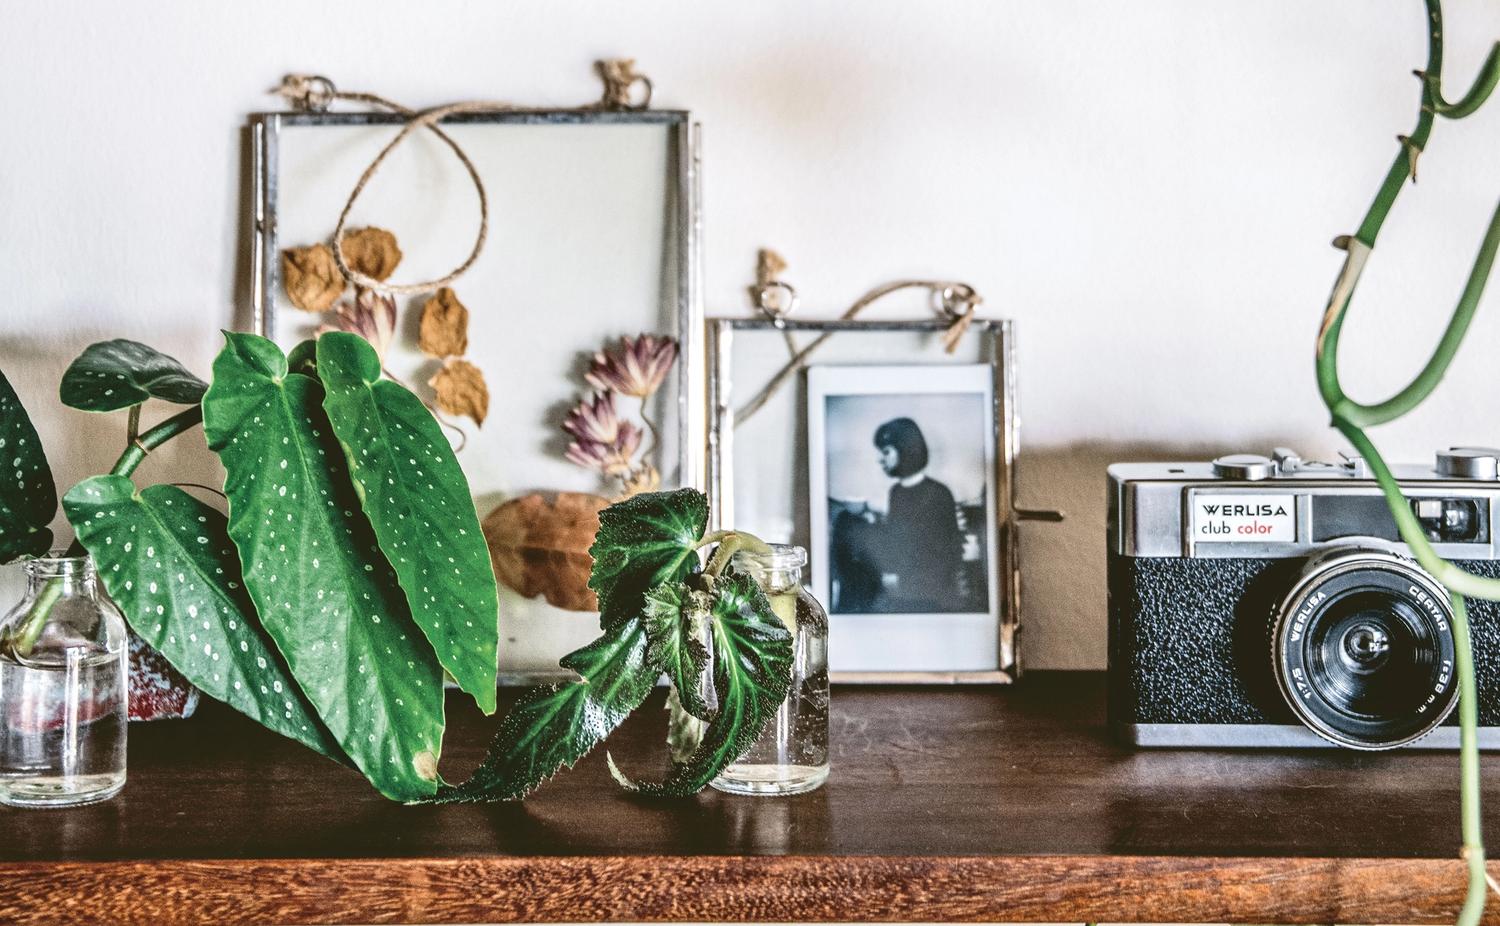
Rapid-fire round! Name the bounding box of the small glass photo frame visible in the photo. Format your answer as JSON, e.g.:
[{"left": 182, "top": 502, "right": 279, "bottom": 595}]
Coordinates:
[{"left": 706, "top": 317, "right": 1020, "bottom": 682}]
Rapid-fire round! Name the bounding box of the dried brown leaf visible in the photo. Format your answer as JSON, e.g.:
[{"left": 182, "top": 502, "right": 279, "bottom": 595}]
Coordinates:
[
  {"left": 340, "top": 227, "right": 402, "bottom": 282},
  {"left": 482, "top": 492, "right": 608, "bottom": 612},
  {"left": 281, "top": 244, "right": 344, "bottom": 313},
  {"left": 418, "top": 287, "right": 469, "bottom": 358},
  {"left": 429, "top": 358, "right": 488, "bottom": 426}
]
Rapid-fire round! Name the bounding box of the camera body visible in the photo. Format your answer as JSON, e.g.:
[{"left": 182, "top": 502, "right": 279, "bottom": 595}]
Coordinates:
[{"left": 1108, "top": 447, "right": 1500, "bottom": 750}]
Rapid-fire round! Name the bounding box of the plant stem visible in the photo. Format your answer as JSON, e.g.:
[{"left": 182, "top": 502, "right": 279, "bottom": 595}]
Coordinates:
[
  {"left": 109, "top": 405, "right": 204, "bottom": 479},
  {"left": 638, "top": 396, "right": 661, "bottom": 465},
  {"left": 1452, "top": 595, "right": 1490, "bottom": 926},
  {"left": 1313, "top": 4, "right": 1500, "bottom": 922},
  {"left": 697, "top": 530, "right": 773, "bottom": 582}
]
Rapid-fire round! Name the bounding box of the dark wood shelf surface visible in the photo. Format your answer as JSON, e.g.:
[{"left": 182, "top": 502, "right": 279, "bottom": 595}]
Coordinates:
[{"left": 2, "top": 671, "right": 1496, "bottom": 924}]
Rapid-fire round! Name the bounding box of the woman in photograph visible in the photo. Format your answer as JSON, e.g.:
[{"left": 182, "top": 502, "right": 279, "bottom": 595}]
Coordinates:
[
  {"left": 871, "top": 417, "right": 965, "bottom": 610},
  {"left": 831, "top": 417, "right": 966, "bottom": 613}
]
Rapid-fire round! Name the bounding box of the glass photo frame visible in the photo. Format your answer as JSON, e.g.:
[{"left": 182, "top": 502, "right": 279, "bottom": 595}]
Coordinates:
[
  {"left": 706, "top": 317, "right": 1021, "bottom": 682},
  {"left": 251, "top": 109, "right": 703, "bottom": 679}
]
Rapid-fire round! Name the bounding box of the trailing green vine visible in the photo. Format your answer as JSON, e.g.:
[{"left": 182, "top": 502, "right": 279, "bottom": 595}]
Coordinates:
[{"left": 1314, "top": 3, "right": 1500, "bottom": 922}]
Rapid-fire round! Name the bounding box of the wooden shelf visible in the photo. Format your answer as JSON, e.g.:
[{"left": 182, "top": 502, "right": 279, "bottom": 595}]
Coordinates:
[{"left": 2, "top": 672, "right": 1496, "bottom": 924}]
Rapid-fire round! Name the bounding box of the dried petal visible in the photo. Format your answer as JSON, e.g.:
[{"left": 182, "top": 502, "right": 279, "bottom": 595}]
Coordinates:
[
  {"left": 429, "top": 358, "right": 488, "bottom": 426},
  {"left": 340, "top": 227, "right": 403, "bottom": 282},
  {"left": 482, "top": 492, "right": 608, "bottom": 611},
  {"left": 281, "top": 244, "right": 344, "bottom": 313},
  {"left": 418, "top": 287, "right": 469, "bottom": 358},
  {"left": 318, "top": 288, "right": 397, "bottom": 360}
]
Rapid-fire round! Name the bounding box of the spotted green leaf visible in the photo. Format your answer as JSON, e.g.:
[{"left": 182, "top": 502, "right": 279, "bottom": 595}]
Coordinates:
[
  {"left": 424, "top": 617, "right": 657, "bottom": 803},
  {"left": 202, "top": 332, "right": 444, "bottom": 801},
  {"left": 60, "top": 339, "right": 207, "bottom": 412},
  {"left": 588, "top": 488, "right": 707, "bottom": 629},
  {"left": 611, "top": 570, "right": 792, "bottom": 796},
  {"left": 641, "top": 581, "right": 712, "bottom": 719},
  {"left": 0, "top": 369, "right": 56, "bottom": 563},
  {"left": 315, "top": 332, "right": 499, "bottom": 713},
  {"left": 64, "top": 476, "right": 344, "bottom": 761}
]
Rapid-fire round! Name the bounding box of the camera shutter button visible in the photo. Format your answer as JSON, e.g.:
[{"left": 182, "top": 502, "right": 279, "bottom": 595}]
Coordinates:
[
  {"left": 1436, "top": 447, "right": 1500, "bottom": 480},
  {"left": 1212, "top": 454, "right": 1275, "bottom": 481}
]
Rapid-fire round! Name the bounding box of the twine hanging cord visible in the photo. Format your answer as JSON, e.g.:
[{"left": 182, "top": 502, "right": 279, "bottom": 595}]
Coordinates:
[
  {"left": 272, "top": 62, "right": 653, "bottom": 297},
  {"left": 736, "top": 275, "right": 983, "bottom": 424}
]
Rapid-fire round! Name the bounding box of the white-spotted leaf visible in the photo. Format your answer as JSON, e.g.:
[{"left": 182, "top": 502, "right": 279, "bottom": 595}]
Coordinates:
[
  {"left": 64, "top": 476, "right": 343, "bottom": 761},
  {"left": 0, "top": 369, "right": 56, "bottom": 563},
  {"left": 60, "top": 339, "right": 207, "bottom": 412},
  {"left": 202, "top": 332, "right": 445, "bottom": 801},
  {"left": 315, "top": 332, "right": 499, "bottom": 713}
]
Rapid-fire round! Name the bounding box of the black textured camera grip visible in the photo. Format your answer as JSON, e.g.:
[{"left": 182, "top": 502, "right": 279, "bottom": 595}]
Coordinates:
[{"left": 1107, "top": 553, "right": 1500, "bottom": 726}]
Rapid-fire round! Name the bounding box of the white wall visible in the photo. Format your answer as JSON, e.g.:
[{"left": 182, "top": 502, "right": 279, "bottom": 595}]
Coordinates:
[{"left": 3, "top": 1, "right": 1499, "bottom": 669}]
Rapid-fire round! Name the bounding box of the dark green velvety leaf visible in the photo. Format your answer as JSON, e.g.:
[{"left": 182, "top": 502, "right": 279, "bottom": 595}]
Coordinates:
[
  {"left": 60, "top": 339, "right": 207, "bottom": 412},
  {"left": 64, "top": 476, "right": 344, "bottom": 761},
  {"left": 202, "top": 332, "right": 444, "bottom": 802},
  {"left": 424, "top": 617, "right": 656, "bottom": 803},
  {"left": 316, "top": 332, "right": 499, "bottom": 714},
  {"left": 588, "top": 488, "right": 708, "bottom": 629},
  {"left": 0, "top": 368, "right": 56, "bottom": 563},
  {"left": 642, "top": 581, "right": 711, "bottom": 719},
  {"left": 612, "top": 570, "right": 792, "bottom": 796}
]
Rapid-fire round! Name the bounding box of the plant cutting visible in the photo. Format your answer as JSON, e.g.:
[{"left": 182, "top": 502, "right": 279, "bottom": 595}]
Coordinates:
[
  {"left": 432, "top": 487, "right": 795, "bottom": 801},
  {"left": 1313, "top": 2, "right": 1500, "bottom": 922},
  {"left": 0, "top": 331, "right": 501, "bottom": 801}
]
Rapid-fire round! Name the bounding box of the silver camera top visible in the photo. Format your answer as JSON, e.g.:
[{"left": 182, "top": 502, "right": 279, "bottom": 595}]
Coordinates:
[{"left": 1109, "top": 446, "right": 1500, "bottom": 559}]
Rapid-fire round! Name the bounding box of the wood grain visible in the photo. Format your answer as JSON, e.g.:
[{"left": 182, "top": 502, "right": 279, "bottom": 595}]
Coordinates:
[
  {"left": 1, "top": 856, "right": 1496, "bottom": 925},
  {"left": 2, "top": 673, "right": 1498, "bottom": 924}
]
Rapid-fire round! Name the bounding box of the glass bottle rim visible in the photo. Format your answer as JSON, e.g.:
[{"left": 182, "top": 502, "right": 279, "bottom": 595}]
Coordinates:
[
  {"left": 20, "top": 553, "right": 95, "bottom": 579},
  {"left": 731, "top": 542, "right": 807, "bottom": 571}
]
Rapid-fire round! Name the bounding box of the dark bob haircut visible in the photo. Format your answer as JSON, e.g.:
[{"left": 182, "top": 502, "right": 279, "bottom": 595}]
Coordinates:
[{"left": 873, "top": 417, "right": 929, "bottom": 478}]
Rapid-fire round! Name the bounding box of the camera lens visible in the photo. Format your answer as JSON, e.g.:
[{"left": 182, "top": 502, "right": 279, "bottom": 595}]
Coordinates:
[{"left": 1272, "top": 549, "right": 1457, "bottom": 749}]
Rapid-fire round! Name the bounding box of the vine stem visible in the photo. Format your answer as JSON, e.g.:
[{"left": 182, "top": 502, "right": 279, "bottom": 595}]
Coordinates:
[{"left": 1314, "top": 3, "right": 1500, "bottom": 922}]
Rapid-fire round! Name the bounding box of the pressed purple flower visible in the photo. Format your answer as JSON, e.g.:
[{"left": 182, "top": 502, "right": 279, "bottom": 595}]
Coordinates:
[
  {"left": 318, "top": 288, "right": 397, "bottom": 360},
  {"left": 565, "top": 421, "right": 642, "bottom": 476},
  {"left": 563, "top": 392, "right": 624, "bottom": 445},
  {"left": 585, "top": 334, "right": 678, "bottom": 398}
]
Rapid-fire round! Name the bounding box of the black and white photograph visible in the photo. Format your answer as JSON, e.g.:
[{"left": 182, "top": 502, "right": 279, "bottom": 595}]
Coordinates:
[{"left": 808, "top": 364, "right": 1000, "bottom": 673}]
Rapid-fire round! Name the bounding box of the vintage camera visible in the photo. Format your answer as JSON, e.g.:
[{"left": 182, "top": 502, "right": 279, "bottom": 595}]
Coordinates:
[{"left": 1108, "top": 447, "right": 1500, "bottom": 750}]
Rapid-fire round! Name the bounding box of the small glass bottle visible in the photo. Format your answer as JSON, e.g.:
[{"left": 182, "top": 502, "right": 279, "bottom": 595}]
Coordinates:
[
  {"left": 712, "top": 544, "right": 830, "bottom": 796},
  {"left": 0, "top": 555, "right": 128, "bottom": 807}
]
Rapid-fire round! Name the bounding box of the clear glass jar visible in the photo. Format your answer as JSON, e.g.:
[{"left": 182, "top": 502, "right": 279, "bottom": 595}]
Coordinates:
[
  {"left": 0, "top": 555, "right": 128, "bottom": 807},
  {"left": 712, "top": 544, "right": 829, "bottom": 796}
]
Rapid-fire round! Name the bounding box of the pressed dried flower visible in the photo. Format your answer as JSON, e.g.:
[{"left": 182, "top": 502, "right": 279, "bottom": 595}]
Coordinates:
[
  {"left": 429, "top": 358, "right": 489, "bottom": 426},
  {"left": 281, "top": 244, "right": 344, "bottom": 313},
  {"left": 585, "top": 334, "right": 678, "bottom": 398},
  {"left": 563, "top": 392, "right": 624, "bottom": 446},
  {"left": 564, "top": 420, "right": 641, "bottom": 477},
  {"left": 340, "top": 227, "right": 403, "bottom": 282},
  {"left": 418, "top": 287, "right": 469, "bottom": 358},
  {"left": 319, "top": 288, "right": 397, "bottom": 360}
]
